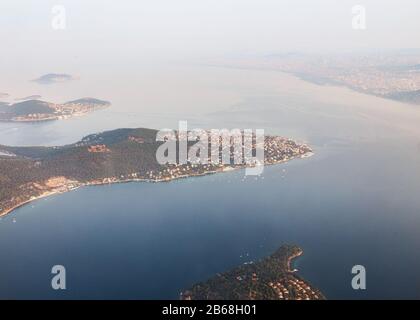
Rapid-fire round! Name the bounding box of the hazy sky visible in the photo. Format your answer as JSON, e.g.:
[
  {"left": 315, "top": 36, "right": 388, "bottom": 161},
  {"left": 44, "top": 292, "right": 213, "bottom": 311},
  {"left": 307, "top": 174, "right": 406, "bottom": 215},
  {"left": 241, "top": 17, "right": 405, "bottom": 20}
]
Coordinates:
[
  {"left": 0, "top": 0, "right": 419, "bottom": 111},
  {"left": 1, "top": 0, "right": 419, "bottom": 63}
]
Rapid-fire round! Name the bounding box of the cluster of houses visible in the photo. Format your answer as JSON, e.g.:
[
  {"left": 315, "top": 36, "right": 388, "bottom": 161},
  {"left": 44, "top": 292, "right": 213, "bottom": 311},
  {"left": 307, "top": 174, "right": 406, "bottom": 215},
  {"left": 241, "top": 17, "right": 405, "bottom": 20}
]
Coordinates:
[
  {"left": 268, "top": 277, "right": 321, "bottom": 300},
  {"left": 264, "top": 136, "right": 310, "bottom": 164}
]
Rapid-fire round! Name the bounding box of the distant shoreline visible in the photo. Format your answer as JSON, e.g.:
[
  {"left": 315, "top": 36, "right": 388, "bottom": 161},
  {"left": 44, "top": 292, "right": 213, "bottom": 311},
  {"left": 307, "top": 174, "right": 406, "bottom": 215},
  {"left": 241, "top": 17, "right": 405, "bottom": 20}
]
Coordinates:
[
  {"left": 282, "top": 70, "right": 420, "bottom": 106},
  {"left": 287, "top": 249, "right": 303, "bottom": 273}
]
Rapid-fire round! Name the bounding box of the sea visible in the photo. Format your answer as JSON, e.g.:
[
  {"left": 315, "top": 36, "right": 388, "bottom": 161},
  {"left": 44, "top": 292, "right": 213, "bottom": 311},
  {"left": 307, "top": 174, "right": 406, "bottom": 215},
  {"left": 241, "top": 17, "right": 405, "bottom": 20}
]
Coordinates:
[{"left": 1, "top": 66, "right": 420, "bottom": 299}]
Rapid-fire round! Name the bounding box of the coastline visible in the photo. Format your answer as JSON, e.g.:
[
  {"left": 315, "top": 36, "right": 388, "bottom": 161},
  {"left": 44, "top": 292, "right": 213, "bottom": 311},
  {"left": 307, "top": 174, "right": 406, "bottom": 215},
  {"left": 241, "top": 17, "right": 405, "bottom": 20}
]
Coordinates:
[
  {"left": 0, "top": 189, "right": 62, "bottom": 218},
  {"left": 287, "top": 71, "right": 420, "bottom": 106},
  {"left": 287, "top": 249, "right": 303, "bottom": 273},
  {"left": 181, "top": 244, "right": 325, "bottom": 300},
  {"left": 0, "top": 152, "right": 314, "bottom": 219},
  {"left": 216, "top": 64, "right": 420, "bottom": 107}
]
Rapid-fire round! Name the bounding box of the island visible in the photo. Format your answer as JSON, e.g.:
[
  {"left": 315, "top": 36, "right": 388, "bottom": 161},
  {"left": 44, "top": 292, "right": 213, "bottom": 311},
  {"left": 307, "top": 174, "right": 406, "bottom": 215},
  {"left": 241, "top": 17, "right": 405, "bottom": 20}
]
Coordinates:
[
  {"left": 0, "top": 98, "right": 110, "bottom": 122},
  {"left": 32, "top": 73, "right": 75, "bottom": 85},
  {"left": 0, "top": 127, "right": 312, "bottom": 217},
  {"left": 181, "top": 245, "right": 325, "bottom": 300}
]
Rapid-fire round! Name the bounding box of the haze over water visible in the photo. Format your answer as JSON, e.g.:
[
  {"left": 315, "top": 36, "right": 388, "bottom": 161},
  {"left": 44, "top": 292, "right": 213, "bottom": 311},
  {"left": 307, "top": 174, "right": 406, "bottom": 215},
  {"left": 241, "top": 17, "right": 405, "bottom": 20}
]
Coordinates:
[{"left": 1, "top": 66, "right": 420, "bottom": 299}]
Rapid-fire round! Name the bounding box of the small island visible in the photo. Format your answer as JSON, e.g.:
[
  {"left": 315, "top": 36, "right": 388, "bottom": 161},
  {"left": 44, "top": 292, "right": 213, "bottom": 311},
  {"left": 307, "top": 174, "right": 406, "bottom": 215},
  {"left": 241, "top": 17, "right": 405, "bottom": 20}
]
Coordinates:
[
  {"left": 0, "top": 127, "right": 312, "bottom": 217},
  {"left": 181, "top": 245, "right": 325, "bottom": 300},
  {"left": 0, "top": 98, "right": 110, "bottom": 122}
]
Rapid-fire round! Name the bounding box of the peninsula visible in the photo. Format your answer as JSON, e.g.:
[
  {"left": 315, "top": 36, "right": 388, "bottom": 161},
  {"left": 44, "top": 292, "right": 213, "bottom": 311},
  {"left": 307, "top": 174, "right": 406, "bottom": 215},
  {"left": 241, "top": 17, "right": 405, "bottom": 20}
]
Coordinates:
[
  {"left": 0, "top": 98, "right": 110, "bottom": 122},
  {"left": 0, "top": 127, "right": 312, "bottom": 217},
  {"left": 181, "top": 245, "right": 325, "bottom": 300}
]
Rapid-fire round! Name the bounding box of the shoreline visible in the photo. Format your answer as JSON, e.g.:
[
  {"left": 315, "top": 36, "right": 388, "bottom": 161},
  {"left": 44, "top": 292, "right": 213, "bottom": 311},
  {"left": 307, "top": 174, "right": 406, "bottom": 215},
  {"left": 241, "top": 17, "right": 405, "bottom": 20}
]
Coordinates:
[
  {"left": 287, "top": 249, "right": 303, "bottom": 273},
  {"left": 0, "top": 106, "right": 109, "bottom": 123},
  {"left": 0, "top": 152, "right": 314, "bottom": 219}
]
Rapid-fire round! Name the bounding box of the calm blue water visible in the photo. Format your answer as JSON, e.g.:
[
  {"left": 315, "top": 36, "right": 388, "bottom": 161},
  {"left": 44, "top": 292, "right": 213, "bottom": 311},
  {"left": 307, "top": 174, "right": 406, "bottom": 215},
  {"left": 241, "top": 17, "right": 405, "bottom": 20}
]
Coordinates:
[
  {"left": 1, "top": 140, "right": 420, "bottom": 299},
  {"left": 1, "top": 69, "right": 420, "bottom": 299}
]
